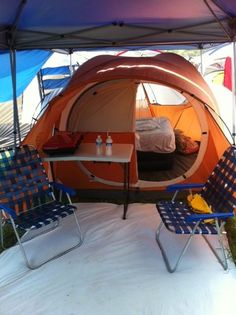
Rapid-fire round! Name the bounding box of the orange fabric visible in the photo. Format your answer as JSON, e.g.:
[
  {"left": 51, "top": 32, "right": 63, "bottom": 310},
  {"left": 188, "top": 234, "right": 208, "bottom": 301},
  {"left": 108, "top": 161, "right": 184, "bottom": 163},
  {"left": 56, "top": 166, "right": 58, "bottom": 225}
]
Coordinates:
[{"left": 23, "top": 53, "right": 230, "bottom": 191}]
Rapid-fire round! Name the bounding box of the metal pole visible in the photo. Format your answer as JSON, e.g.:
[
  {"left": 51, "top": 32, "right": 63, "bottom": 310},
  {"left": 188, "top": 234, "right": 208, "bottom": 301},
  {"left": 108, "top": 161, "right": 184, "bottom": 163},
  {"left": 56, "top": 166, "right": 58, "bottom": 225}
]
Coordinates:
[
  {"left": 7, "top": 0, "right": 27, "bottom": 147},
  {"left": 232, "top": 42, "right": 236, "bottom": 143},
  {"left": 10, "top": 49, "right": 21, "bottom": 147},
  {"left": 69, "top": 49, "right": 74, "bottom": 76},
  {"left": 200, "top": 47, "right": 204, "bottom": 75}
]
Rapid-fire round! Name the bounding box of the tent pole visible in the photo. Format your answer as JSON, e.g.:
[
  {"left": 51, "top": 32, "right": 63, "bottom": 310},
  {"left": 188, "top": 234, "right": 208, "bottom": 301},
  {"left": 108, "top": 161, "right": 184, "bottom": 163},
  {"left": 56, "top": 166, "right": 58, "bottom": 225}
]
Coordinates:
[
  {"left": 200, "top": 47, "right": 203, "bottom": 75},
  {"left": 69, "top": 49, "right": 74, "bottom": 75},
  {"left": 142, "top": 83, "right": 155, "bottom": 118},
  {"left": 232, "top": 42, "right": 236, "bottom": 144},
  {"left": 10, "top": 49, "right": 21, "bottom": 147}
]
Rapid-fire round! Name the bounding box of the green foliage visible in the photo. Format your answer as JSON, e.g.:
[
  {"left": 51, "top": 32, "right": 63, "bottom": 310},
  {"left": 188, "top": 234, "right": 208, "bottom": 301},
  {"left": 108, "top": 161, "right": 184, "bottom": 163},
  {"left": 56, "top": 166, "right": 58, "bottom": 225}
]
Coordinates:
[
  {"left": 0, "top": 223, "right": 18, "bottom": 253},
  {"left": 225, "top": 217, "right": 236, "bottom": 265}
]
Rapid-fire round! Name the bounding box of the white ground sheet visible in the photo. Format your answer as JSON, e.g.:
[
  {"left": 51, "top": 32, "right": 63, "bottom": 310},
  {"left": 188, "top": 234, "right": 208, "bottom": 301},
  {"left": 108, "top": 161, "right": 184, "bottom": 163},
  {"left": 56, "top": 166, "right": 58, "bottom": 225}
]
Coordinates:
[
  {"left": 0, "top": 203, "right": 236, "bottom": 315},
  {"left": 135, "top": 117, "right": 176, "bottom": 153}
]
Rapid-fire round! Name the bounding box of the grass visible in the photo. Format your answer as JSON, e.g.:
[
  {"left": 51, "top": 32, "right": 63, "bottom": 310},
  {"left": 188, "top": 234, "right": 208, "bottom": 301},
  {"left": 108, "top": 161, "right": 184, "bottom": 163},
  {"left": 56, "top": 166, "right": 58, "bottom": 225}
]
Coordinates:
[
  {"left": 0, "top": 223, "right": 19, "bottom": 253},
  {"left": 225, "top": 217, "right": 236, "bottom": 265}
]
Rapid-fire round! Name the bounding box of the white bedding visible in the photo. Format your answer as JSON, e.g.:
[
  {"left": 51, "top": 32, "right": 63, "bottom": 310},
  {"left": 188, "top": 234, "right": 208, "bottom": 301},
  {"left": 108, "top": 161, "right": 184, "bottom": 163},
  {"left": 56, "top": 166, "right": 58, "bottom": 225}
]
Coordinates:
[{"left": 135, "top": 117, "right": 176, "bottom": 153}]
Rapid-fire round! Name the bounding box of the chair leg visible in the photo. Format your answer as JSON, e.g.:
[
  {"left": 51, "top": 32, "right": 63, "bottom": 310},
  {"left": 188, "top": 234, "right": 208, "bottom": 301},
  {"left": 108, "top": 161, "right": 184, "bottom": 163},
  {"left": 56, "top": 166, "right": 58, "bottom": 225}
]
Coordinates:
[
  {"left": 0, "top": 211, "right": 5, "bottom": 249},
  {"left": 202, "top": 220, "right": 228, "bottom": 270},
  {"left": 156, "top": 221, "right": 201, "bottom": 273},
  {"left": 9, "top": 217, "right": 33, "bottom": 269},
  {"left": 9, "top": 210, "right": 83, "bottom": 270},
  {"left": 73, "top": 210, "right": 83, "bottom": 245}
]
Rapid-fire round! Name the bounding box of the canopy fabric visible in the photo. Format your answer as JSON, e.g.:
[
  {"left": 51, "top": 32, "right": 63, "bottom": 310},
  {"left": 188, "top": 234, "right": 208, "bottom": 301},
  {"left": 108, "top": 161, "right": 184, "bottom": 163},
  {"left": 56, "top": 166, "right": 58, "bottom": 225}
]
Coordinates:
[
  {"left": 0, "top": 0, "right": 236, "bottom": 51},
  {"left": 0, "top": 50, "right": 51, "bottom": 102}
]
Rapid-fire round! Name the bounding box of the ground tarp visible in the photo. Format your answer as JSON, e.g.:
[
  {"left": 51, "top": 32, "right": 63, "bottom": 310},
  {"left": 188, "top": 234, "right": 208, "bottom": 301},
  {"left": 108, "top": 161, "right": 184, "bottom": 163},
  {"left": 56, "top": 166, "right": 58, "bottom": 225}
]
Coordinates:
[{"left": 0, "top": 203, "right": 235, "bottom": 315}]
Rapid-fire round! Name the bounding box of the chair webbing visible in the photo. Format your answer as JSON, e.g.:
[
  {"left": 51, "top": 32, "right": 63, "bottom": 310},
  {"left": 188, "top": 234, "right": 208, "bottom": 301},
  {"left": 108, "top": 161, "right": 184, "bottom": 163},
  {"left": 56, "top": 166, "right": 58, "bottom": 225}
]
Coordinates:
[
  {"left": 14, "top": 200, "right": 76, "bottom": 230},
  {"left": 201, "top": 146, "right": 236, "bottom": 213},
  {"left": 0, "top": 146, "right": 52, "bottom": 215},
  {"left": 157, "top": 201, "right": 218, "bottom": 235}
]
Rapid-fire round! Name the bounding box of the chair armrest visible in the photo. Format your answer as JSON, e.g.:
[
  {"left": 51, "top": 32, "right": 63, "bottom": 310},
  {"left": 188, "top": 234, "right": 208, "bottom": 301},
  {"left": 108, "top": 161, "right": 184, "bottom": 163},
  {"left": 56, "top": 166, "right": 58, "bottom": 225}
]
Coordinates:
[
  {"left": 0, "top": 204, "right": 17, "bottom": 219},
  {"left": 49, "top": 182, "right": 76, "bottom": 197},
  {"left": 186, "top": 212, "right": 234, "bottom": 222},
  {"left": 167, "top": 183, "right": 205, "bottom": 192}
]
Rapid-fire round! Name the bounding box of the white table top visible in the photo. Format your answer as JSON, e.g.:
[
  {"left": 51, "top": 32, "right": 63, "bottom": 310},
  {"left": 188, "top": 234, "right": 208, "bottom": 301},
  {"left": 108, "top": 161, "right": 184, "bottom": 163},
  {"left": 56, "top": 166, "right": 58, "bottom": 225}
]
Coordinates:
[{"left": 43, "top": 143, "right": 134, "bottom": 163}]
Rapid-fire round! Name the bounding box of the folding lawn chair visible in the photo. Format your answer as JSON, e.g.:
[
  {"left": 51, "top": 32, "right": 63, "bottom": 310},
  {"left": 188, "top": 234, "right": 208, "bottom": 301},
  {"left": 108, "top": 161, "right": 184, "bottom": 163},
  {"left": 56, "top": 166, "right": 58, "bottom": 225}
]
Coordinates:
[
  {"left": 156, "top": 145, "right": 236, "bottom": 272},
  {"left": 0, "top": 145, "right": 83, "bottom": 269}
]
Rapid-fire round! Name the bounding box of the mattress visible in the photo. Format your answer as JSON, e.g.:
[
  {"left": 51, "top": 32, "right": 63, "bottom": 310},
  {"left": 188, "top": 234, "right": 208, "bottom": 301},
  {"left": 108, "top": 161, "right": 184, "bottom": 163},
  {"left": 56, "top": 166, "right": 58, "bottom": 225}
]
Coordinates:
[{"left": 135, "top": 117, "right": 176, "bottom": 153}]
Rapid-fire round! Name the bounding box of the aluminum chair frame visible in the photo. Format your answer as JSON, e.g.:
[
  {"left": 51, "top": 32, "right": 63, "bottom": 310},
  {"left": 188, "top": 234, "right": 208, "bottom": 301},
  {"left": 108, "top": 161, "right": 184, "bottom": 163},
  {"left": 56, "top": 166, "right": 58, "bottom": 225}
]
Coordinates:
[
  {"left": 156, "top": 204, "right": 231, "bottom": 273},
  {"left": 0, "top": 145, "right": 83, "bottom": 269},
  {"left": 156, "top": 146, "right": 236, "bottom": 273}
]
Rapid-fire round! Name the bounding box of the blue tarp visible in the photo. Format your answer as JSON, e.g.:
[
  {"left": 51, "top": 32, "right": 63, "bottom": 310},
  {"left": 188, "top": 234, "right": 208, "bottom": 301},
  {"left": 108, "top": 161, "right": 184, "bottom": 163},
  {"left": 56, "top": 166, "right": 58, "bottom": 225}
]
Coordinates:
[{"left": 0, "top": 50, "right": 52, "bottom": 102}]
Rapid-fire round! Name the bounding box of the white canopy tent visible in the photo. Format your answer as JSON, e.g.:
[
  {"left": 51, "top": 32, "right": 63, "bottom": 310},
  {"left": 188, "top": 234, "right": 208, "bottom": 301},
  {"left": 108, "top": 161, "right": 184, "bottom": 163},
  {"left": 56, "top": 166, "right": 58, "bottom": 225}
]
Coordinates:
[
  {"left": 0, "top": 0, "right": 236, "bottom": 50},
  {"left": 1, "top": 0, "right": 236, "bottom": 146}
]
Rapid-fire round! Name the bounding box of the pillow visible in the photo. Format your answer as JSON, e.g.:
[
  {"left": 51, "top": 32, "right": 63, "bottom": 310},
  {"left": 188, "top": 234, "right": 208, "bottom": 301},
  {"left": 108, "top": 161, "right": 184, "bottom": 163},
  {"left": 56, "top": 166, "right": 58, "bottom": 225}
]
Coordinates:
[{"left": 174, "top": 129, "right": 199, "bottom": 154}]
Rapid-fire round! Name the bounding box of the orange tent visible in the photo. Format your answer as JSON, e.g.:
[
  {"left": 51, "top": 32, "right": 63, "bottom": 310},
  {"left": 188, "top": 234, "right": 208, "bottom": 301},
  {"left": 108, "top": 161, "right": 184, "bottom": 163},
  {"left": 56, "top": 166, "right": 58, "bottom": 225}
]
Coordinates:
[{"left": 23, "top": 53, "right": 230, "bottom": 191}]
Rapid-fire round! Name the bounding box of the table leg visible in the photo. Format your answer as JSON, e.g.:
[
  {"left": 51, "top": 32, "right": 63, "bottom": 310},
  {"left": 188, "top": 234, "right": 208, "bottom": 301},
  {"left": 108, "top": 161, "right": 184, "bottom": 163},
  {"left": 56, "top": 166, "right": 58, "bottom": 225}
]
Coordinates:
[
  {"left": 122, "top": 162, "right": 130, "bottom": 219},
  {"left": 49, "top": 161, "right": 55, "bottom": 182}
]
